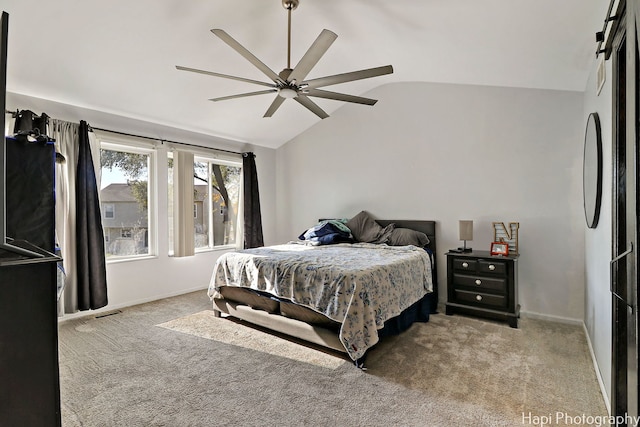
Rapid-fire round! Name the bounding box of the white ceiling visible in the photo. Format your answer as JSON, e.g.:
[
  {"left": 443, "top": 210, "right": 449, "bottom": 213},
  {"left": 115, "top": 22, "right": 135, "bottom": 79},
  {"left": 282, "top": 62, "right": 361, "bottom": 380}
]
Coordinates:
[{"left": 3, "top": 0, "right": 606, "bottom": 149}]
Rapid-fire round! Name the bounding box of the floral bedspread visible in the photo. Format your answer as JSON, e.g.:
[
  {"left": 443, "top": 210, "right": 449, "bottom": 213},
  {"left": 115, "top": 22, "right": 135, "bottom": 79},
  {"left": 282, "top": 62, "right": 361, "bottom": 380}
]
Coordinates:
[{"left": 208, "top": 242, "right": 433, "bottom": 361}]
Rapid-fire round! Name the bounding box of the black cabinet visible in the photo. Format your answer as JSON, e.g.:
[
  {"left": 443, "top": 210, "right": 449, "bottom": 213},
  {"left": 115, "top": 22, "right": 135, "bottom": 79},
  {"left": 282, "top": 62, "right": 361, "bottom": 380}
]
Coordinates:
[
  {"left": 445, "top": 250, "right": 520, "bottom": 328},
  {"left": 0, "top": 243, "right": 61, "bottom": 427}
]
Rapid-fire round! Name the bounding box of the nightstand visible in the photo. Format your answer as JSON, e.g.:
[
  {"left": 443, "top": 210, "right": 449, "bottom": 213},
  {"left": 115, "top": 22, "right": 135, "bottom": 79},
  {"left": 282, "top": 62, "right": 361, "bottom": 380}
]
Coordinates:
[{"left": 445, "top": 250, "right": 520, "bottom": 328}]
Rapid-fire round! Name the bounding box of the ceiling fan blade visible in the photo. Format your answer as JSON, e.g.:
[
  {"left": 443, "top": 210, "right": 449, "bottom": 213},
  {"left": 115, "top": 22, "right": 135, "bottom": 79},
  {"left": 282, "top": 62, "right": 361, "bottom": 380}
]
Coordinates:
[
  {"left": 288, "top": 29, "right": 337, "bottom": 83},
  {"left": 295, "top": 95, "right": 329, "bottom": 119},
  {"left": 302, "top": 65, "right": 394, "bottom": 89},
  {"left": 263, "top": 96, "right": 286, "bottom": 118},
  {"left": 176, "top": 66, "right": 276, "bottom": 88},
  {"left": 209, "top": 89, "right": 277, "bottom": 102},
  {"left": 211, "top": 29, "right": 283, "bottom": 84},
  {"left": 304, "top": 89, "right": 378, "bottom": 105}
]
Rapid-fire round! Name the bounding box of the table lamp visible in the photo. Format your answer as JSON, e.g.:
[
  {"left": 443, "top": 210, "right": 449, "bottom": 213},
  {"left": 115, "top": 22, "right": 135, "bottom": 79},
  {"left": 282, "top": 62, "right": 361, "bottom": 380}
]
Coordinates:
[{"left": 458, "top": 220, "right": 473, "bottom": 253}]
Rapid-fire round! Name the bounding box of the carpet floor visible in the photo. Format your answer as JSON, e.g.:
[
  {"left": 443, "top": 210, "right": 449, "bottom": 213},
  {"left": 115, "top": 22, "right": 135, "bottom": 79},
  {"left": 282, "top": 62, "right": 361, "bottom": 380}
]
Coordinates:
[{"left": 58, "top": 290, "right": 608, "bottom": 426}]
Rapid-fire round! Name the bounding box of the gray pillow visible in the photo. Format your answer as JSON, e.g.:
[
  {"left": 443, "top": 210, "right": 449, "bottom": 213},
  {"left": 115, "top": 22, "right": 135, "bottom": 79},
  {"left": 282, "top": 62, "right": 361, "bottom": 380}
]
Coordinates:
[
  {"left": 346, "top": 211, "right": 395, "bottom": 244},
  {"left": 387, "top": 227, "right": 430, "bottom": 247}
]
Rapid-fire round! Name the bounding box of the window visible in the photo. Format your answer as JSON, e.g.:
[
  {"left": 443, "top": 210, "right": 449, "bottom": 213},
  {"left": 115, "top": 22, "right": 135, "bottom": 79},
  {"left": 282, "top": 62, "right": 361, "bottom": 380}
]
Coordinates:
[
  {"left": 168, "top": 152, "right": 241, "bottom": 254},
  {"left": 104, "top": 204, "right": 115, "bottom": 219},
  {"left": 99, "top": 139, "right": 155, "bottom": 259}
]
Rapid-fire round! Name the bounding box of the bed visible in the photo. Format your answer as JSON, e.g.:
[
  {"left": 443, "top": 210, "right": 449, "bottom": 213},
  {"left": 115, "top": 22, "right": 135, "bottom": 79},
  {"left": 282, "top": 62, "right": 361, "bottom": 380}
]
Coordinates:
[{"left": 208, "top": 216, "right": 438, "bottom": 365}]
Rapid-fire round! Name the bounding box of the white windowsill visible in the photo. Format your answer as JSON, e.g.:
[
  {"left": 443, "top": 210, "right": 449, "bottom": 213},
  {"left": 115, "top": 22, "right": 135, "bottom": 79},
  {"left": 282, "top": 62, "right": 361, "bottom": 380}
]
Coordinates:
[
  {"left": 106, "top": 254, "right": 158, "bottom": 264},
  {"left": 167, "top": 245, "right": 239, "bottom": 257}
]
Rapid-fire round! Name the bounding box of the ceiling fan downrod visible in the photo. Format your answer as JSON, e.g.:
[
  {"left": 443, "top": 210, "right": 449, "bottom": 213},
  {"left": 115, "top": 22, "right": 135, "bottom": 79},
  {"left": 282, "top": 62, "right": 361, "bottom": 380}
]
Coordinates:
[{"left": 283, "top": 0, "right": 299, "bottom": 69}]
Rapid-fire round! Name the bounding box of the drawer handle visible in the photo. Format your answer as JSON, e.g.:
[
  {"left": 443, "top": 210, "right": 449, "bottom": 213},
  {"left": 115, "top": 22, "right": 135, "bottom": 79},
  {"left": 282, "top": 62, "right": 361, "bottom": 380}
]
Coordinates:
[
  {"left": 462, "top": 262, "right": 469, "bottom": 268},
  {"left": 489, "top": 264, "right": 496, "bottom": 271},
  {"left": 476, "top": 295, "right": 483, "bottom": 301},
  {"left": 475, "top": 279, "right": 482, "bottom": 285}
]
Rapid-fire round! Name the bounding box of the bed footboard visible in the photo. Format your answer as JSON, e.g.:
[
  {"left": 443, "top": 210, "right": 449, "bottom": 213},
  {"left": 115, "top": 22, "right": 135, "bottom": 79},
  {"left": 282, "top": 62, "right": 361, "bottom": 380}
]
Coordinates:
[{"left": 213, "top": 298, "right": 347, "bottom": 354}]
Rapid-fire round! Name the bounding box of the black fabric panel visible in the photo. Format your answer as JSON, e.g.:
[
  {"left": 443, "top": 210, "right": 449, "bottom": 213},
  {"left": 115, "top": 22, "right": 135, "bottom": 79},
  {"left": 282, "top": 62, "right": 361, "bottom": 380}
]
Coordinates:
[
  {"left": 242, "top": 152, "right": 264, "bottom": 249},
  {"left": 75, "top": 121, "right": 108, "bottom": 310},
  {"left": 5, "top": 136, "right": 55, "bottom": 251},
  {"left": 378, "top": 293, "right": 433, "bottom": 339}
]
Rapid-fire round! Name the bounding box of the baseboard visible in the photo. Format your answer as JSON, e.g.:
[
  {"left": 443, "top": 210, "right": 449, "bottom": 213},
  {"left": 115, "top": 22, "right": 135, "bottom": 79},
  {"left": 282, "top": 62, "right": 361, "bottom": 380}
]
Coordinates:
[
  {"left": 57, "top": 285, "right": 208, "bottom": 323},
  {"left": 519, "top": 309, "right": 582, "bottom": 325},
  {"left": 582, "top": 322, "right": 611, "bottom": 415}
]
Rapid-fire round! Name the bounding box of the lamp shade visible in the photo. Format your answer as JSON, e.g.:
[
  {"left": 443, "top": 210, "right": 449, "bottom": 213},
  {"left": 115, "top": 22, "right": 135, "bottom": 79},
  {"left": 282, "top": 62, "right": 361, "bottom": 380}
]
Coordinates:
[{"left": 459, "top": 220, "right": 473, "bottom": 241}]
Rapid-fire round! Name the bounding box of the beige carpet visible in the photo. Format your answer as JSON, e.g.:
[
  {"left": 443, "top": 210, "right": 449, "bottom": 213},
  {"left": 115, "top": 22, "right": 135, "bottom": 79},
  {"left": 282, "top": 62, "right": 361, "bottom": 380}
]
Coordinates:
[{"left": 59, "top": 291, "right": 608, "bottom": 427}]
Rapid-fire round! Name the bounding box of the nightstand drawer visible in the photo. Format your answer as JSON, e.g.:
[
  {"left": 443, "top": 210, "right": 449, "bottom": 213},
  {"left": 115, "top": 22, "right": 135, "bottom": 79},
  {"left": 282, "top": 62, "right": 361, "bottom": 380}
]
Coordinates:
[
  {"left": 453, "top": 258, "right": 477, "bottom": 272},
  {"left": 452, "top": 273, "right": 506, "bottom": 293},
  {"left": 478, "top": 260, "right": 506, "bottom": 275},
  {"left": 454, "top": 289, "right": 506, "bottom": 309}
]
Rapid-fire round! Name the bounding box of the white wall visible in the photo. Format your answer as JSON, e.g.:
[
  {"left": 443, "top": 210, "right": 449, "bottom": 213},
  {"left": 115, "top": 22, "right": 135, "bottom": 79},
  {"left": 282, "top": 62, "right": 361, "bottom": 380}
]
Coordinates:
[
  {"left": 582, "top": 56, "right": 614, "bottom": 405},
  {"left": 6, "top": 92, "right": 278, "bottom": 314},
  {"left": 276, "top": 81, "right": 585, "bottom": 321}
]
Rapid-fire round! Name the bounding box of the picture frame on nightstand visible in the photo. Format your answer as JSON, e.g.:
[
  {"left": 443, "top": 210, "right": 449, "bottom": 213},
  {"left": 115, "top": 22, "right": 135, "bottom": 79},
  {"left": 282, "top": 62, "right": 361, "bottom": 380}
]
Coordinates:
[{"left": 490, "top": 242, "right": 509, "bottom": 256}]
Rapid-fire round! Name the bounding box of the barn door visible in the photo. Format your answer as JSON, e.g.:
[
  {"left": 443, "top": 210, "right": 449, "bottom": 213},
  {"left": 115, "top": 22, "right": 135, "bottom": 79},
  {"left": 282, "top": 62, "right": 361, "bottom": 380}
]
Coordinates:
[{"left": 612, "top": 2, "right": 639, "bottom": 422}]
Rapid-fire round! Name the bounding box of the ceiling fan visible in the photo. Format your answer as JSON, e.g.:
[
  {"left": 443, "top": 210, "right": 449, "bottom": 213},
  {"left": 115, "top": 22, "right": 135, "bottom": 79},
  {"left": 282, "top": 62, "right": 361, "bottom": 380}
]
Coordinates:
[{"left": 176, "top": 0, "right": 393, "bottom": 119}]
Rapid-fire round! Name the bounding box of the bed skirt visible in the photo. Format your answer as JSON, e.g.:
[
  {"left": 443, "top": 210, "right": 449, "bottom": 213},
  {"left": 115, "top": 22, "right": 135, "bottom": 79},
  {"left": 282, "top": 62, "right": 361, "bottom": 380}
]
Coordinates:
[{"left": 378, "top": 292, "right": 434, "bottom": 339}]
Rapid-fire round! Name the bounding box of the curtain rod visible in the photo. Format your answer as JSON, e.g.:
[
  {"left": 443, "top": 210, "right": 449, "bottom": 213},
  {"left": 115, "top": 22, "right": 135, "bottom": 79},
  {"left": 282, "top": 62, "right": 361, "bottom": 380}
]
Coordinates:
[
  {"left": 90, "top": 126, "right": 243, "bottom": 156},
  {"left": 5, "top": 110, "right": 245, "bottom": 156}
]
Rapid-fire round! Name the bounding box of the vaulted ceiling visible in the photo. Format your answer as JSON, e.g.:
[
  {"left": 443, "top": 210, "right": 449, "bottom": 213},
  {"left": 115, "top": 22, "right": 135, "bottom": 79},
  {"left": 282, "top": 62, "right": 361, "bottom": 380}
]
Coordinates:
[{"left": 4, "top": 1, "right": 606, "bottom": 148}]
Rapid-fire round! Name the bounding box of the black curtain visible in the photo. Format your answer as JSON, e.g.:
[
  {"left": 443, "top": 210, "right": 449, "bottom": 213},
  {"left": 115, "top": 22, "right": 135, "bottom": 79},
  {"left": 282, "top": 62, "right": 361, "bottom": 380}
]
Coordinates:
[
  {"left": 76, "top": 121, "right": 108, "bottom": 310},
  {"left": 242, "top": 152, "right": 264, "bottom": 249}
]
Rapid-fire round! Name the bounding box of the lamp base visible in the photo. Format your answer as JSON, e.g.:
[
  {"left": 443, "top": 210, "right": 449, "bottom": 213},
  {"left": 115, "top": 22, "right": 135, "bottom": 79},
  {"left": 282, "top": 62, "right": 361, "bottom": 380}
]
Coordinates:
[{"left": 457, "top": 247, "right": 472, "bottom": 253}]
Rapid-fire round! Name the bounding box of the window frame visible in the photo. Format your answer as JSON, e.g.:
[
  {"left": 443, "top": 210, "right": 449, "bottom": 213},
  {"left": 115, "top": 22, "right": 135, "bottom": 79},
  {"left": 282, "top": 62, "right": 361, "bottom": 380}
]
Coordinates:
[
  {"left": 168, "top": 149, "right": 242, "bottom": 256},
  {"left": 98, "top": 136, "right": 157, "bottom": 262},
  {"left": 192, "top": 155, "right": 242, "bottom": 253},
  {"left": 103, "top": 203, "right": 115, "bottom": 219}
]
